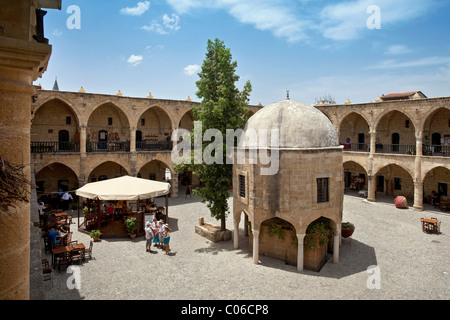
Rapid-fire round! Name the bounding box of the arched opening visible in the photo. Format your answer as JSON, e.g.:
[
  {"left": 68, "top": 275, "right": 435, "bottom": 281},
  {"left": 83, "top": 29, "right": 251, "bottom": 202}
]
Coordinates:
[
  {"left": 375, "top": 164, "right": 414, "bottom": 201},
  {"left": 88, "top": 161, "right": 129, "bottom": 182},
  {"left": 250, "top": 217, "right": 298, "bottom": 266},
  {"left": 339, "top": 112, "right": 369, "bottom": 152},
  {"left": 137, "top": 106, "right": 173, "bottom": 151},
  {"left": 138, "top": 160, "right": 171, "bottom": 182},
  {"left": 179, "top": 109, "right": 194, "bottom": 132},
  {"left": 376, "top": 110, "right": 415, "bottom": 155},
  {"left": 423, "top": 166, "right": 450, "bottom": 209},
  {"left": 422, "top": 107, "right": 450, "bottom": 157},
  {"left": 35, "top": 163, "right": 79, "bottom": 210},
  {"left": 87, "top": 103, "right": 130, "bottom": 152},
  {"left": 343, "top": 161, "right": 368, "bottom": 192},
  {"left": 31, "top": 98, "right": 80, "bottom": 153},
  {"left": 304, "top": 217, "right": 334, "bottom": 272}
]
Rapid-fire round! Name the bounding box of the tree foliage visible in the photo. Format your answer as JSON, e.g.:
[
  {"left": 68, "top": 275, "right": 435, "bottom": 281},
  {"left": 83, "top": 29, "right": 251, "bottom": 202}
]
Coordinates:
[{"left": 175, "top": 38, "right": 252, "bottom": 230}]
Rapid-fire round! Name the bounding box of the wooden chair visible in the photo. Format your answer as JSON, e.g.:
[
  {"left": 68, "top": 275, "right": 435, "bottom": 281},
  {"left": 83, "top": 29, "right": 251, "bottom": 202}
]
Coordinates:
[
  {"left": 436, "top": 221, "right": 441, "bottom": 234},
  {"left": 71, "top": 248, "right": 83, "bottom": 265},
  {"left": 84, "top": 241, "right": 93, "bottom": 260},
  {"left": 41, "top": 259, "right": 52, "bottom": 286},
  {"left": 57, "top": 251, "right": 71, "bottom": 273}
]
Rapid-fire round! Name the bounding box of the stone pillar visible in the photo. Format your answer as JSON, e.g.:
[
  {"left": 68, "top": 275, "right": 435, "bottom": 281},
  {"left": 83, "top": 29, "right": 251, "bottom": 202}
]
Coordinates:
[
  {"left": 80, "top": 125, "right": 87, "bottom": 153},
  {"left": 130, "top": 127, "right": 136, "bottom": 152},
  {"left": 367, "top": 175, "right": 376, "bottom": 202},
  {"left": 0, "top": 2, "right": 53, "bottom": 299},
  {"left": 413, "top": 131, "right": 423, "bottom": 211},
  {"left": 171, "top": 171, "right": 179, "bottom": 198},
  {"left": 296, "top": 233, "right": 305, "bottom": 272},
  {"left": 252, "top": 229, "right": 260, "bottom": 265},
  {"left": 233, "top": 219, "right": 239, "bottom": 249},
  {"left": 333, "top": 225, "right": 340, "bottom": 264},
  {"left": 369, "top": 131, "right": 376, "bottom": 154}
]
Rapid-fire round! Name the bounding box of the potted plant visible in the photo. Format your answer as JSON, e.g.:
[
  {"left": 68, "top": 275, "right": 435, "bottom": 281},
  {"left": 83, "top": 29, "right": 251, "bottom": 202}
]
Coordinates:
[
  {"left": 90, "top": 229, "right": 101, "bottom": 242},
  {"left": 303, "top": 218, "right": 333, "bottom": 272},
  {"left": 125, "top": 217, "right": 138, "bottom": 239},
  {"left": 341, "top": 221, "right": 355, "bottom": 238}
]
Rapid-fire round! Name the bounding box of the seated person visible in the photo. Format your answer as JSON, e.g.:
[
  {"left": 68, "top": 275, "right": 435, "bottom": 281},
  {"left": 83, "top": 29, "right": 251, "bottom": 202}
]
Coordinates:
[
  {"left": 47, "top": 228, "right": 61, "bottom": 245},
  {"left": 431, "top": 191, "right": 439, "bottom": 205}
]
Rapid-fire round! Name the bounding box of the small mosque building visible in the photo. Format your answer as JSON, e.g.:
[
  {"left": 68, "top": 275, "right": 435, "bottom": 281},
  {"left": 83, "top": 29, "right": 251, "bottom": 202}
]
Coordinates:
[{"left": 232, "top": 98, "right": 344, "bottom": 271}]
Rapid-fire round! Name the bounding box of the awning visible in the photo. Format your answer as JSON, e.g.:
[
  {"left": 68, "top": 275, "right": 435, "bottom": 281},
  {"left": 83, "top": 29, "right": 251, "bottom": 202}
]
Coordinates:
[{"left": 75, "top": 175, "right": 170, "bottom": 201}]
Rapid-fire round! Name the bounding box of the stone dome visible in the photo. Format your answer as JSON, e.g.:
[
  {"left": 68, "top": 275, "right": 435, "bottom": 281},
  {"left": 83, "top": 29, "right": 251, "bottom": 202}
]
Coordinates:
[{"left": 242, "top": 99, "right": 339, "bottom": 149}]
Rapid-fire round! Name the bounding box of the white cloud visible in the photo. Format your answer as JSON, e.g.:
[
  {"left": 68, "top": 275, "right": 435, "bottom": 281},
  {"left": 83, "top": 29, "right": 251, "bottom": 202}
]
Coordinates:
[
  {"left": 319, "top": 0, "right": 435, "bottom": 41},
  {"left": 367, "top": 56, "right": 450, "bottom": 70},
  {"left": 141, "top": 13, "right": 181, "bottom": 34},
  {"left": 166, "top": 0, "right": 308, "bottom": 43},
  {"left": 184, "top": 64, "right": 201, "bottom": 76},
  {"left": 120, "top": 1, "right": 151, "bottom": 16},
  {"left": 385, "top": 45, "right": 413, "bottom": 56},
  {"left": 127, "top": 54, "right": 144, "bottom": 66}
]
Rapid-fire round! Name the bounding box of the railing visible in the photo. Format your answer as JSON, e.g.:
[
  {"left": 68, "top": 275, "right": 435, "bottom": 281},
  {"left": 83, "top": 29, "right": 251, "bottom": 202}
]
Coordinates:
[
  {"left": 423, "top": 145, "right": 450, "bottom": 157},
  {"left": 375, "top": 144, "right": 416, "bottom": 155},
  {"left": 87, "top": 141, "right": 130, "bottom": 152},
  {"left": 341, "top": 143, "right": 369, "bottom": 152},
  {"left": 136, "top": 141, "right": 172, "bottom": 151},
  {"left": 31, "top": 141, "right": 80, "bottom": 153}
]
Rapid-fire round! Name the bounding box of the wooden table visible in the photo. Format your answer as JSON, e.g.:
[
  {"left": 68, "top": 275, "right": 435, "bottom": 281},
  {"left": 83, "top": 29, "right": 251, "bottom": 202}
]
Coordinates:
[
  {"left": 51, "top": 243, "right": 86, "bottom": 267},
  {"left": 421, "top": 218, "right": 439, "bottom": 234}
]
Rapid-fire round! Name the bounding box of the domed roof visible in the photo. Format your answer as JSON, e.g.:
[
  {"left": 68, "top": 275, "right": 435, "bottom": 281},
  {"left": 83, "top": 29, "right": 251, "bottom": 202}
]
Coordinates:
[{"left": 242, "top": 99, "right": 339, "bottom": 149}]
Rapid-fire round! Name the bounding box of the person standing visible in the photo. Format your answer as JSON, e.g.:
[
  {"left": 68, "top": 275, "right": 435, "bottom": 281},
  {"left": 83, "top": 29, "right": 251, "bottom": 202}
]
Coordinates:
[
  {"left": 158, "top": 219, "right": 165, "bottom": 249},
  {"left": 145, "top": 221, "right": 154, "bottom": 253},
  {"left": 163, "top": 223, "right": 172, "bottom": 255},
  {"left": 61, "top": 191, "right": 73, "bottom": 211},
  {"left": 151, "top": 218, "right": 160, "bottom": 248}
]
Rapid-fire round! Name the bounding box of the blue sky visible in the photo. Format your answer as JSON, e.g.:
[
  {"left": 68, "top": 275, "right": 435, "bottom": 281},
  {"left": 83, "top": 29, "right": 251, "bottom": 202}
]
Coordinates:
[{"left": 36, "top": 0, "right": 450, "bottom": 106}]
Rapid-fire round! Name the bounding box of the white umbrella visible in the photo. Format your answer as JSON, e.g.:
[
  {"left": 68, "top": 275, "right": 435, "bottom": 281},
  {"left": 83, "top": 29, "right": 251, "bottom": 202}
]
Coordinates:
[{"left": 75, "top": 175, "right": 170, "bottom": 201}]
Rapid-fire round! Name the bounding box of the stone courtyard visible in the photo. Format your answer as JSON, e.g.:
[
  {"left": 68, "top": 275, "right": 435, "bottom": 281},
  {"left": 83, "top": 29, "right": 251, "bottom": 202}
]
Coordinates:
[{"left": 30, "top": 188, "right": 449, "bottom": 300}]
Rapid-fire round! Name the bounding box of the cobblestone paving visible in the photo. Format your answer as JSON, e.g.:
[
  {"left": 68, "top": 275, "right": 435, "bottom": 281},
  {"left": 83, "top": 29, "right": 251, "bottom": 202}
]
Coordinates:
[{"left": 35, "top": 191, "right": 450, "bottom": 300}]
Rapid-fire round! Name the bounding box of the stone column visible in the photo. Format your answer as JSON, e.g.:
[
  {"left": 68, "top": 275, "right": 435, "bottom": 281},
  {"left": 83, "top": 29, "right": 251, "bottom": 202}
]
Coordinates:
[
  {"left": 413, "top": 131, "right": 423, "bottom": 211},
  {"left": 80, "top": 125, "right": 87, "bottom": 153},
  {"left": 0, "top": 10, "right": 53, "bottom": 298},
  {"left": 369, "top": 131, "right": 377, "bottom": 154},
  {"left": 367, "top": 175, "right": 377, "bottom": 202},
  {"left": 233, "top": 219, "right": 240, "bottom": 249},
  {"left": 296, "top": 234, "right": 306, "bottom": 271},
  {"left": 252, "top": 229, "right": 260, "bottom": 265},
  {"left": 170, "top": 171, "right": 179, "bottom": 198},
  {"left": 130, "top": 127, "right": 136, "bottom": 152},
  {"left": 333, "top": 225, "right": 340, "bottom": 264}
]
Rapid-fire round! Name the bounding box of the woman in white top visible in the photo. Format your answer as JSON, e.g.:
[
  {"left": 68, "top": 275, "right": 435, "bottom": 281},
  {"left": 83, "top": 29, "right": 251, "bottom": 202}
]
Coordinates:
[{"left": 145, "top": 221, "right": 154, "bottom": 252}]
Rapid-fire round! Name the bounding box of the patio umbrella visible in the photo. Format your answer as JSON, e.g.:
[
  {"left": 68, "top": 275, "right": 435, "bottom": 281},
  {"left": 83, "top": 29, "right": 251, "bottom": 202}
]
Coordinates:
[{"left": 75, "top": 175, "right": 170, "bottom": 200}]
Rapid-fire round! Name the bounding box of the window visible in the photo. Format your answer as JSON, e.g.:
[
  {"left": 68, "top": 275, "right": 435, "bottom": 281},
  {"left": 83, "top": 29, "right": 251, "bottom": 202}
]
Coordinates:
[
  {"left": 149, "top": 173, "right": 156, "bottom": 180},
  {"left": 405, "top": 120, "right": 410, "bottom": 128},
  {"left": 317, "top": 178, "right": 329, "bottom": 203},
  {"left": 66, "top": 116, "right": 71, "bottom": 125},
  {"left": 239, "top": 174, "right": 246, "bottom": 198},
  {"left": 394, "top": 178, "right": 401, "bottom": 190},
  {"left": 141, "top": 118, "right": 145, "bottom": 126},
  {"left": 108, "top": 117, "right": 113, "bottom": 125}
]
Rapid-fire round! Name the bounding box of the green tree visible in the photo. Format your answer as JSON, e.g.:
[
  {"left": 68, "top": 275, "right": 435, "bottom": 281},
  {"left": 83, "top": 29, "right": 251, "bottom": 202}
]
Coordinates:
[{"left": 175, "top": 38, "right": 252, "bottom": 231}]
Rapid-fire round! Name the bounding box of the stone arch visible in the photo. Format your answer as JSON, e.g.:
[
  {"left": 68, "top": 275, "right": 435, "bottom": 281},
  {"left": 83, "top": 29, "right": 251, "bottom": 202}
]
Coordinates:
[
  {"left": 421, "top": 107, "right": 450, "bottom": 143},
  {"left": 87, "top": 161, "right": 129, "bottom": 182},
  {"left": 137, "top": 159, "right": 172, "bottom": 181},
  {"left": 177, "top": 109, "right": 194, "bottom": 131},
  {"left": 343, "top": 160, "right": 369, "bottom": 189},
  {"left": 87, "top": 102, "right": 131, "bottom": 143},
  {"left": 137, "top": 106, "right": 174, "bottom": 145},
  {"left": 35, "top": 162, "right": 79, "bottom": 196},
  {"left": 31, "top": 98, "right": 81, "bottom": 146},
  {"left": 422, "top": 165, "right": 450, "bottom": 183},
  {"left": 373, "top": 163, "right": 414, "bottom": 199},
  {"left": 374, "top": 109, "right": 416, "bottom": 147},
  {"left": 33, "top": 95, "right": 81, "bottom": 123},
  {"left": 254, "top": 217, "right": 299, "bottom": 266},
  {"left": 339, "top": 112, "right": 371, "bottom": 148},
  {"left": 138, "top": 105, "right": 175, "bottom": 131}
]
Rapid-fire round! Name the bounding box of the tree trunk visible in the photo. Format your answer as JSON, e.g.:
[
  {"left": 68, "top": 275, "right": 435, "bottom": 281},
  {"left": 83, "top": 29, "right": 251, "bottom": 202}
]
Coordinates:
[{"left": 221, "top": 216, "right": 226, "bottom": 231}]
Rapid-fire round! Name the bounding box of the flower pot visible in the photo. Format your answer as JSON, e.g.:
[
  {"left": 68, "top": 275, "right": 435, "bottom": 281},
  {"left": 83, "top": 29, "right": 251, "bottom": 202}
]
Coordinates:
[
  {"left": 129, "top": 233, "right": 136, "bottom": 239},
  {"left": 93, "top": 237, "right": 101, "bottom": 242},
  {"left": 341, "top": 228, "right": 354, "bottom": 238}
]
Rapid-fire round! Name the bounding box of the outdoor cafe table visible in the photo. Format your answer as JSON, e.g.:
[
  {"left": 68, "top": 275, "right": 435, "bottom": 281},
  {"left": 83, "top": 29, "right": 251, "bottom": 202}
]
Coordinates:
[
  {"left": 421, "top": 218, "right": 439, "bottom": 234},
  {"left": 51, "top": 243, "right": 85, "bottom": 267}
]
